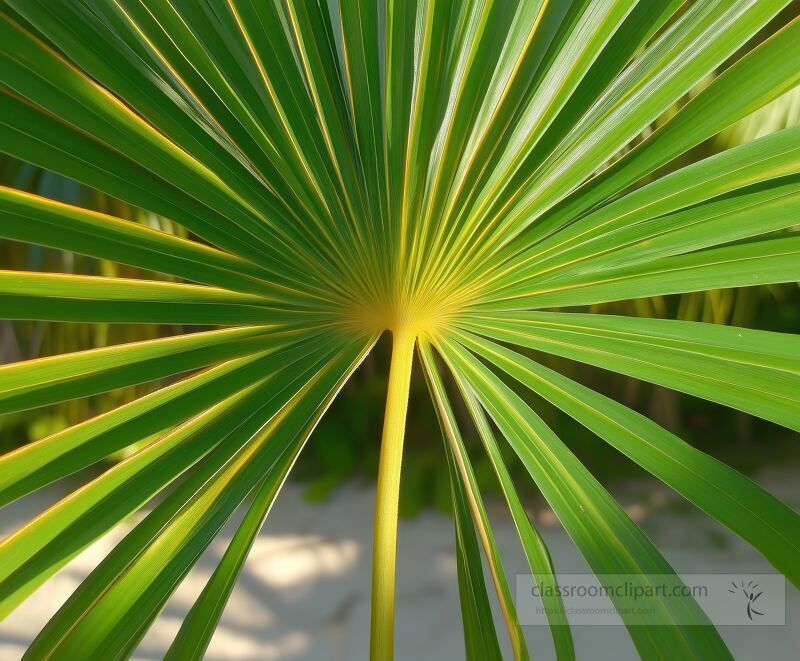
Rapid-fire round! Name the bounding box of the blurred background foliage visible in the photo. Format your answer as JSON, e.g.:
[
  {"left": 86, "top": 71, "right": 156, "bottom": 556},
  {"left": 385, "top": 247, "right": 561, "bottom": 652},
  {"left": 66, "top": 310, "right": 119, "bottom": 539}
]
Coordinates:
[{"left": 1, "top": 5, "right": 799, "bottom": 516}]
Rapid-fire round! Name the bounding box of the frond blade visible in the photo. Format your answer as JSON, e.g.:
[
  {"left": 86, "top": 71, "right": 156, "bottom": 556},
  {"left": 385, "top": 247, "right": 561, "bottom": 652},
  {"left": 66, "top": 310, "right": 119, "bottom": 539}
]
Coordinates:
[
  {"left": 454, "top": 328, "right": 800, "bottom": 586},
  {"left": 437, "top": 336, "right": 731, "bottom": 660}
]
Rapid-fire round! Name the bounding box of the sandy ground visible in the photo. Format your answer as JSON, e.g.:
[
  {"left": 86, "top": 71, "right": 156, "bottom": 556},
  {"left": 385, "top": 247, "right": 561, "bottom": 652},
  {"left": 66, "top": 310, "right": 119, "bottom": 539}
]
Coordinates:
[{"left": 1, "top": 464, "right": 798, "bottom": 660}]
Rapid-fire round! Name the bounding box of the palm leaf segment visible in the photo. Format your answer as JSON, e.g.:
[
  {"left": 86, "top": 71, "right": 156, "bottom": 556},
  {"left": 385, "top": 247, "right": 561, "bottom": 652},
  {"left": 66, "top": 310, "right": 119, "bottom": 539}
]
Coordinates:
[{"left": 0, "top": 1, "right": 799, "bottom": 659}]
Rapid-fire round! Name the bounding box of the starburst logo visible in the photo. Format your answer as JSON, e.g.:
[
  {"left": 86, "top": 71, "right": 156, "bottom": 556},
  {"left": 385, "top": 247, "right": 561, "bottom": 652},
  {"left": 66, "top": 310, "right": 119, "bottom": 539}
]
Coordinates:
[{"left": 728, "top": 580, "right": 765, "bottom": 621}]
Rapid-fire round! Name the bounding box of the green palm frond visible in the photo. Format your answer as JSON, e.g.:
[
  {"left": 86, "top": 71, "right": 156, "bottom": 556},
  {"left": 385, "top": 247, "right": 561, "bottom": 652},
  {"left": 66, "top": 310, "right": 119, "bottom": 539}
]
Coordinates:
[{"left": 1, "top": 1, "right": 799, "bottom": 659}]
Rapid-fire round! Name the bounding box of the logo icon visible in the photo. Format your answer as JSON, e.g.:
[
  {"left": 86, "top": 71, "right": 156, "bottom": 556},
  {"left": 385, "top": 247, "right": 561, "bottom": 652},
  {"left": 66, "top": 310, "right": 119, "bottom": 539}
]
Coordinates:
[{"left": 728, "top": 580, "right": 764, "bottom": 620}]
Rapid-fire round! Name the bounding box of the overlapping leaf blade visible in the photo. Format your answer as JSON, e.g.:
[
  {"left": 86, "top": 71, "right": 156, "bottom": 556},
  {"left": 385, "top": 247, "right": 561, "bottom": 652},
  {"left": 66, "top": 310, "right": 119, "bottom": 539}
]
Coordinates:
[
  {"left": 436, "top": 336, "right": 731, "bottom": 659},
  {"left": 453, "top": 328, "right": 800, "bottom": 585},
  {"left": 458, "top": 311, "right": 800, "bottom": 430},
  {"left": 420, "top": 340, "right": 525, "bottom": 660}
]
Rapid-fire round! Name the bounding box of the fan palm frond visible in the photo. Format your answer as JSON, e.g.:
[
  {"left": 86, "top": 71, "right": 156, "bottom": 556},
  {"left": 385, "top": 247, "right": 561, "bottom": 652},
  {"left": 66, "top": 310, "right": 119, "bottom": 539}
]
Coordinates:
[{"left": 1, "top": 1, "right": 799, "bottom": 659}]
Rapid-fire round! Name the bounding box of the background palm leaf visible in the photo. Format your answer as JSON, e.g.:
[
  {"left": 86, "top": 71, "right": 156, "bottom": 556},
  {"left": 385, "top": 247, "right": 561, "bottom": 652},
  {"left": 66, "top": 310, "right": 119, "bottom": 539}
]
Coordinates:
[{"left": 1, "top": 1, "right": 798, "bottom": 659}]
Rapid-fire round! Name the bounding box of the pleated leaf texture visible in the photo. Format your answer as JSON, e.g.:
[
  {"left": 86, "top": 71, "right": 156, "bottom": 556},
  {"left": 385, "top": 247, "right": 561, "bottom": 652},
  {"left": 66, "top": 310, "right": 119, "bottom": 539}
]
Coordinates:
[{"left": 1, "top": 1, "right": 800, "bottom": 659}]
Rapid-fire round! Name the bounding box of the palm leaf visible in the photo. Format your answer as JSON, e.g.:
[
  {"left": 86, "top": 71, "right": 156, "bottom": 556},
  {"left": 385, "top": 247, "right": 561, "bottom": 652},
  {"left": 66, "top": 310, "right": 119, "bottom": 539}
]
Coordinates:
[
  {"left": 451, "top": 367, "right": 574, "bottom": 660},
  {"left": 420, "top": 340, "right": 525, "bottom": 660},
  {"left": 451, "top": 328, "right": 800, "bottom": 585},
  {"left": 436, "top": 335, "right": 730, "bottom": 659},
  {"left": 0, "top": 1, "right": 798, "bottom": 659}
]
